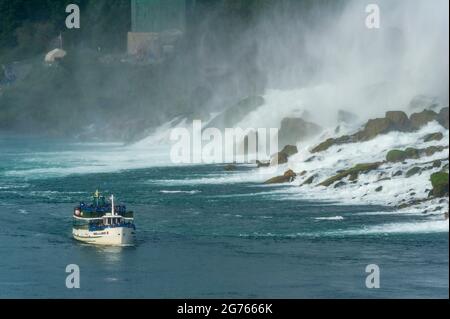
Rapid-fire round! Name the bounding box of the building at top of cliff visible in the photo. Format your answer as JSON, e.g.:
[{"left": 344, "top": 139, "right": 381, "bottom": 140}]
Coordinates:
[{"left": 128, "top": 0, "right": 195, "bottom": 60}]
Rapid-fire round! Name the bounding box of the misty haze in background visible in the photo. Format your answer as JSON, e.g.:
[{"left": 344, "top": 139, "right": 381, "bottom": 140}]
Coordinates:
[{"left": 0, "top": 0, "right": 448, "bottom": 141}]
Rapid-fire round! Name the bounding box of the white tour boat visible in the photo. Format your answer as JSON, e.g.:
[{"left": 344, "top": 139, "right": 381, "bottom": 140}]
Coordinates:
[{"left": 72, "top": 190, "right": 135, "bottom": 246}]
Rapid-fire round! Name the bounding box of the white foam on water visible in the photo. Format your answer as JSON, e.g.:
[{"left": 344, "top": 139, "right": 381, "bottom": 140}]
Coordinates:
[
  {"left": 147, "top": 170, "right": 270, "bottom": 186},
  {"left": 315, "top": 216, "right": 344, "bottom": 221},
  {"left": 3, "top": 143, "right": 173, "bottom": 179},
  {"left": 159, "top": 190, "right": 201, "bottom": 194},
  {"left": 238, "top": 219, "right": 448, "bottom": 239},
  {"left": 337, "top": 220, "right": 449, "bottom": 235}
]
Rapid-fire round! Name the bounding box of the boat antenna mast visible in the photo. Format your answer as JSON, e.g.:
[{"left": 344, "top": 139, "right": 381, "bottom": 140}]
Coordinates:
[
  {"left": 110, "top": 194, "right": 115, "bottom": 216},
  {"left": 94, "top": 189, "right": 100, "bottom": 206}
]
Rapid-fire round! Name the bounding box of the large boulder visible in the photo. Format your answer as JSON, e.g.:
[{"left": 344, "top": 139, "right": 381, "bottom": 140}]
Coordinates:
[
  {"left": 355, "top": 111, "right": 411, "bottom": 141},
  {"left": 280, "top": 144, "right": 298, "bottom": 157},
  {"left": 270, "top": 145, "right": 298, "bottom": 166},
  {"left": 386, "top": 146, "right": 445, "bottom": 162},
  {"left": 386, "top": 149, "right": 408, "bottom": 162},
  {"left": 437, "top": 107, "right": 449, "bottom": 129},
  {"left": 423, "top": 132, "right": 444, "bottom": 142},
  {"left": 385, "top": 111, "right": 411, "bottom": 131},
  {"left": 278, "top": 117, "right": 322, "bottom": 147},
  {"left": 264, "top": 169, "right": 297, "bottom": 184},
  {"left": 385, "top": 148, "right": 421, "bottom": 163},
  {"left": 409, "top": 109, "right": 438, "bottom": 130},
  {"left": 270, "top": 152, "right": 289, "bottom": 166},
  {"left": 430, "top": 172, "right": 449, "bottom": 197},
  {"left": 355, "top": 118, "right": 393, "bottom": 141}
]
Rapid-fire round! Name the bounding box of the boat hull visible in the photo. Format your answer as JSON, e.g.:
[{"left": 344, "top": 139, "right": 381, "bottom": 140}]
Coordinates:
[{"left": 73, "top": 226, "right": 135, "bottom": 246}]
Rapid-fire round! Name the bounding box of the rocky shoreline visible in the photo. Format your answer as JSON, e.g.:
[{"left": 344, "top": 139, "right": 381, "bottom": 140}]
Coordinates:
[{"left": 255, "top": 107, "right": 449, "bottom": 219}]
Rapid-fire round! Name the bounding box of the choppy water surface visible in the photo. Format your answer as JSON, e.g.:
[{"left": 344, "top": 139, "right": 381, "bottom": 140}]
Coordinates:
[{"left": 0, "top": 137, "right": 448, "bottom": 298}]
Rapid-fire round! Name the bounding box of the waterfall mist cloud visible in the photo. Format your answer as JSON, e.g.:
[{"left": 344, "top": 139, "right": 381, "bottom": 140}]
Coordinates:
[{"left": 222, "top": 0, "right": 449, "bottom": 127}]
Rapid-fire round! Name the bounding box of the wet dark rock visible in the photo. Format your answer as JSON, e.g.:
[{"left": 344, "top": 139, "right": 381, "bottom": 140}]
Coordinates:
[
  {"left": 386, "top": 146, "right": 446, "bottom": 162},
  {"left": 224, "top": 164, "right": 237, "bottom": 171},
  {"left": 437, "top": 107, "right": 449, "bottom": 129},
  {"left": 318, "top": 162, "right": 381, "bottom": 187},
  {"left": 433, "top": 160, "right": 442, "bottom": 168},
  {"left": 355, "top": 117, "right": 393, "bottom": 141},
  {"left": 409, "top": 109, "right": 438, "bottom": 130},
  {"left": 423, "top": 145, "right": 447, "bottom": 157},
  {"left": 305, "top": 156, "right": 317, "bottom": 163},
  {"left": 393, "top": 170, "right": 403, "bottom": 177},
  {"left": 280, "top": 145, "right": 298, "bottom": 157},
  {"left": 334, "top": 181, "right": 346, "bottom": 188},
  {"left": 270, "top": 145, "right": 298, "bottom": 166},
  {"left": 386, "top": 150, "right": 408, "bottom": 162},
  {"left": 264, "top": 169, "right": 297, "bottom": 184},
  {"left": 270, "top": 152, "right": 289, "bottom": 166},
  {"left": 256, "top": 160, "right": 270, "bottom": 168},
  {"left": 430, "top": 172, "right": 449, "bottom": 197},
  {"left": 397, "top": 197, "right": 432, "bottom": 209},
  {"left": 386, "top": 147, "right": 420, "bottom": 162},
  {"left": 385, "top": 111, "right": 411, "bottom": 131},
  {"left": 311, "top": 135, "right": 354, "bottom": 153},
  {"left": 301, "top": 175, "right": 316, "bottom": 186},
  {"left": 423, "top": 132, "right": 444, "bottom": 142},
  {"left": 406, "top": 167, "right": 421, "bottom": 178},
  {"left": 375, "top": 186, "right": 383, "bottom": 192},
  {"left": 349, "top": 172, "right": 359, "bottom": 181}
]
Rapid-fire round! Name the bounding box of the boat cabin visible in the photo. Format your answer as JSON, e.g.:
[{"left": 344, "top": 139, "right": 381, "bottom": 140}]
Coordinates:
[{"left": 103, "top": 216, "right": 124, "bottom": 226}]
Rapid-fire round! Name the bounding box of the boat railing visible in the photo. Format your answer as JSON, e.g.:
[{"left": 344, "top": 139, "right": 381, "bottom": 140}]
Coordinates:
[{"left": 89, "top": 222, "right": 136, "bottom": 232}]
